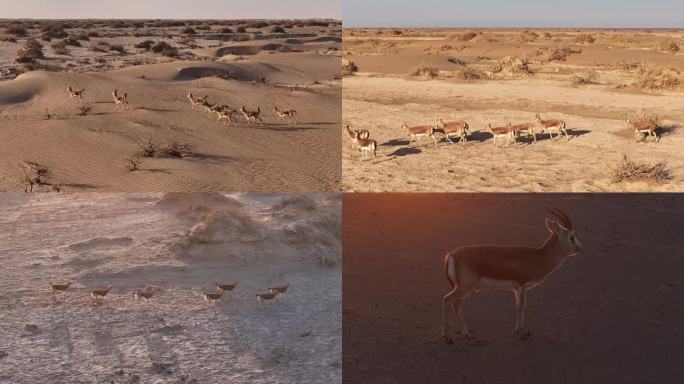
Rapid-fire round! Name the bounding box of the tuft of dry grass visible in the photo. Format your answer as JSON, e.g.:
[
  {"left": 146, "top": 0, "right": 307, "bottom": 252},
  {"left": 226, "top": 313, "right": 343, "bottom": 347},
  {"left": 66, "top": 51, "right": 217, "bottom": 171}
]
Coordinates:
[
  {"left": 163, "top": 141, "right": 191, "bottom": 158},
  {"left": 410, "top": 63, "right": 439, "bottom": 78},
  {"left": 571, "top": 70, "right": 598, "bottom": 85},
  {"left": 637, "top": 67, "right": 680, "bottom": 90},
  {"left": 657, "top": 40, "right": 680, "bottom": 54},
  {"left": 612, "top": 155, "right": 671, "bottom": 184},
  {"left": 151, "top": 41, "right": 178, "bottom": 57},
  {"left": 76, "top": 103, "right": 93, "bottom": 116},
  {"left": 573, "top": 34, "right": 595, "bottom": 44}
]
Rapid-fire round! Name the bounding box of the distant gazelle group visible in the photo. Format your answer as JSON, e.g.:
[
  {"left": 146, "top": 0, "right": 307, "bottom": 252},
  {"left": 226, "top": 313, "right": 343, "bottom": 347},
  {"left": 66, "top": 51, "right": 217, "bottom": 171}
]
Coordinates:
[
  {"left": 187, "top": 92, "right": 297, "bottom": 128},
  {"left": 48, "top": 280, "right": 289, "bottom": 309}
]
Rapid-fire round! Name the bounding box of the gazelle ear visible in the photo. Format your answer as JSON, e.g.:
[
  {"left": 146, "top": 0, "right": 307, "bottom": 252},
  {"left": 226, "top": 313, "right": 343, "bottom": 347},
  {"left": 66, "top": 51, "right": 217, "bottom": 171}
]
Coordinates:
[{"left": 545, "top": 219, "right": 565, "bottom": 234}]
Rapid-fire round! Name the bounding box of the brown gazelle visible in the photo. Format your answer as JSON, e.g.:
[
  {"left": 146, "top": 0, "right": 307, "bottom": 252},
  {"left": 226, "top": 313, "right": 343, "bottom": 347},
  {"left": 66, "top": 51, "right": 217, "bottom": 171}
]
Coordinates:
[
  {"left": 442, "top": 208, "right": 583, "bottom": 343},
  {"left": 256, "top": 291, "right": 278, "bottom": 304},
  {"left": 216, "top": 282, "right": 238, "bottom": 294},
  {"left": 273, "top": 106, "right": 297, "bottom": 124},
  {"left": 435, "top": 118, "right": 469, "bottom": 144},
  {"left": 241, "top": 106, "right": 263, "bottom": 126},
  {"left": 354, "top": 130, "right": 377, "bottom": 161},
  {"left": 50, "top": 281, "right": 72, "bottom": 300},
  {"left": 402, "top": 123, "right": 438, "bottom": 147},
  {"left": 510, "top": 122, "right": 537, "bottom": 142},
  {"left": 343, "top": 124, "right": 370, "bottom": 149},
  {"left": 535, "top": 113, "right": 568, "bottom": 139},
  {"left": 213, "top": 105, "right": 238, "bottom": 127},
  {"left": 487, "top": 123, "right": 516, "bottom": 147},
  {"left": 112, "top": 89, "right": 128, "bottom": 109},
  {"left": 187, "top": 92, "right": 207, "bottom": 111},
  {"left": 67, "top": 86, "right": 85, "bottom": 99},
  {"left": 90, "top": 286, "right": 112, "bottom": 302},
  {"left": 267, "top": 284, "right": 289, "bottom": 294},
  {"left": 203, "top": 290, "right": 224, "bottom": 306},
  {"left": 133, "top": 289, "right": 154, "bottom": 303},
  {"left": 626, "top": 117, "right": 659, "bottom": 142}
]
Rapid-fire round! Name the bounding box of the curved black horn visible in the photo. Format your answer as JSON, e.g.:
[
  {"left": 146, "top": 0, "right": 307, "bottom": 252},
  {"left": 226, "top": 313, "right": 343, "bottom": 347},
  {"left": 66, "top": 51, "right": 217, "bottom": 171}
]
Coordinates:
[{"left": 547, "top": 207, "right": 572, "bottom": 229}]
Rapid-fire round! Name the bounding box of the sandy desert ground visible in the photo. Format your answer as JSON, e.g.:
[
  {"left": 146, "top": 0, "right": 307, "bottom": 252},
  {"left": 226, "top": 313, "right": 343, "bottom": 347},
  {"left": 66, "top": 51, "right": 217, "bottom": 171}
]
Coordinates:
[
  {"left": 0, "top": 19, "right": 341, "bottom": 192},
  {"left": 343, "top": 29, "right": 684, "bottom": 192},
  {"left": 0, "top": 192, "right": 341, "bottom": 383},
  {"left": 343, "top": 193, "right": 684, "bottom": 384}
]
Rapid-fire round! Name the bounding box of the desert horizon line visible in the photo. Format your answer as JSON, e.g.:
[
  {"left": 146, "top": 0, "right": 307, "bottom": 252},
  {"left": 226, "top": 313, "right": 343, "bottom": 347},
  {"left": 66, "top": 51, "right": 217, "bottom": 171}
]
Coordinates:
[{"left": 344, "top": 24, "right": 683, "bottom": 30}]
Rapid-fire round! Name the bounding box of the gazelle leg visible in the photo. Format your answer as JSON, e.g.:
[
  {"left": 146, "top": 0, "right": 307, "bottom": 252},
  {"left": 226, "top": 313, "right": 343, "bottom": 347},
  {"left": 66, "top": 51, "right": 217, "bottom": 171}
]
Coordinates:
[
  {"left": 515, "top": 286, "right": 530, "bottom": 338},
  {"left": 431, "top": 135, "right": 438, "bottom": 147},
  {"left": 442, "top": 287, "right": 459, "bottom": 342}
]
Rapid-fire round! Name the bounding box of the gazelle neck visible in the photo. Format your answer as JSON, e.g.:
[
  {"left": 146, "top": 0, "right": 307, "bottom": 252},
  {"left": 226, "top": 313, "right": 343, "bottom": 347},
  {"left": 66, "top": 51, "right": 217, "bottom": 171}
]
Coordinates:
[{"left": 539, "top": 233, "right": 570, "bottom": 269}]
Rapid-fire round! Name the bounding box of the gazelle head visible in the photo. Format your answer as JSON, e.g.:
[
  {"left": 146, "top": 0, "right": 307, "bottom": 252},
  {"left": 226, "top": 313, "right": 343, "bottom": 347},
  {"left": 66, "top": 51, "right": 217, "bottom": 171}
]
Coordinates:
[
  {"left": 436, "top": 118, "right": 445, "bottom": 128},
  {"left": 545, "top": 208, "right": 583, "bottom": 256}
]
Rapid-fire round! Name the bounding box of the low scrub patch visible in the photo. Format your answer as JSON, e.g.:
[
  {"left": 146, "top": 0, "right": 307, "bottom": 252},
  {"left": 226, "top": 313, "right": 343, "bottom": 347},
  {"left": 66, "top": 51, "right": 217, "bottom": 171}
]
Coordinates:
[{"left": 612, "top": 155, "right": 671, "bottom": 184}]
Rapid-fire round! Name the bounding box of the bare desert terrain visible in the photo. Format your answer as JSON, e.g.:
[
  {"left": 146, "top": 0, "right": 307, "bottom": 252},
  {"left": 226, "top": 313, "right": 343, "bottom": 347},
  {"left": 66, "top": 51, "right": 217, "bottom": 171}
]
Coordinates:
[
  {"left": 0, "top": 19, "right": 341, "bottom": 192},
  {"left": 343, "top": 193, "right": 683, "bottom": 383},
  {"left": 0, "top": 192, "right": 341, "bottom": 383},
  {"left": 343, "top": 29, "right": 684, "bottom": 192}
]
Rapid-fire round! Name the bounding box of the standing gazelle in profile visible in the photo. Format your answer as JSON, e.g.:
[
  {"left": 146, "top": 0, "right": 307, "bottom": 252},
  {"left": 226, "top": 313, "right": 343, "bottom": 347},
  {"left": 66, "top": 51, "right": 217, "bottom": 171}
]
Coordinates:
[
  {"left": 535, "top": 113, "right": 568, "bottom": 139},
  {"left": 343, "top": 124, "right": 370, "bottom": 149},
  {"left": 187, "top": 92, "right": 207, "bottom": 111},
  {"left": 401, "top": 123, "right": 438, "bottom": 147},
  {"left": 626, "top": 117, "right": 659, "bottom": 142},
  {"left": 241, "top": 106, "right": 263, "bottom": 126},
  {"left": 273, "top": 106, "right": 297, "bottom": 124},
  {"left": 435, "top": 118, "right": 469, "bottom": 144},
  {"left": 112, "top": 89, "right": 128, "bottom": 109},
  {"left": 442, "top": 208, "right": 583, "bottom": 343}
]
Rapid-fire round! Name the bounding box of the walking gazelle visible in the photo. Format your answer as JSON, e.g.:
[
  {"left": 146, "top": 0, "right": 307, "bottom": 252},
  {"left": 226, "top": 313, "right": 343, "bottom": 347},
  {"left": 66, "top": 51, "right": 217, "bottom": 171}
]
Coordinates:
[
  {"left": 112, "top": 89, "right": 128, "bottom": 109},
  {"left": 442, "top": 208, "right": 583, "bottom": 343},
  {"left": 67, "top": 86, "right": 85, "bottom": 99},
  {"left": 241, "top": 106, "right": 263, "bottom": 126},
  {"left": 273, "top": 106, "right": 297, "bottom": 124}
]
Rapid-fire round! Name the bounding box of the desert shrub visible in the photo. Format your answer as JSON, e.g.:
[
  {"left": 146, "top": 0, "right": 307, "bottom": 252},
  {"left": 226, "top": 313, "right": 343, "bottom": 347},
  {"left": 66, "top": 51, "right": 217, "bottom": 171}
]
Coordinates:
[
  {"left": 450, "top": 64, "right": 483, "bottom": 80},
  {"left": 51, "top": 41, "right": 69, "bottom": 55},
  {"left": 177, "top": 35, "right": 196, "bottom": 45},
  {"left": 21, "top": 161, "right": 52, "bottom": 192},
  {"left": 219, "top": 27, "right": 234, "bottom": 33},
  {"left": 88, "top": 40, "right": 111, "bottom": 52},
  {"left": 139, "top": 139, "right": 158, "bottom": 158},
  {"left": 534, "top": 46, "right": 582, "bottom": 62},
  {"left": 195, "top": 25, "right": 211, "bottom": 31},
  {"left": 410, "top": 63, "right": 440, "bottom": 78},
  {"left": 573, "top": 34, "right": 595, "bottom": 44},
  {"left": 236, "top": 26, "right": 247, "bottom": 33},
  {"left": 74, "top": 33, "right": 90, "bottom": 41},
  {"left": 270, "top": 26, "right": 286, "bottom": 33},
  {"left": 451, "top": 31, "right": 479, "bottom": 41},
  {"left": 571, "top": 70, "right": 598, "bottom": 85},
  {"left": 637, "top": 68, "right": 680, "bottom": 90},
  {"left": 543, "top": 32, "right": 552, "bottom": 38},
  {"left": 182, "top": 27, "right": 196, "bottom": 35},
  {"left": 342, "top": 58, "right": 358, "bottom": 75},
  {"left": 15, "top": 38, "right": 44, "bottom": 63},
  {"left": 87, "top": 31, "right": 99, "bottom": 38},
  {"left": 134, "top": 40, "right": 155, "bottom": 50},
  {"left": 0, "top": 35, "right": 17, "bottom": 43},
  {"left": 618, "top": 60, "right": 641, "bottom": 70},
  {"left": 76, "top": 103, "right": 93, "bottom": 116},
  {"left": 63, "top": 37, "right": 81, "bottom": 47},
  {"left": 109, "top": 44, "right": 125, "bottom": 53},
  {"left": 247, "top": 21, "right": 269, "bottom": 29},
  {"left": 519, "top": 30, "right": 539, "bottom": 42},
  {"left": 5, "top": 25, "right": 27, "bottom": 36},
  {"left": 491, "top": 56, "right": 532, "bottom": 77},
  {"left": 40, "top": 25, "right": 68, "bottom": 40},
  {"left": 163, "top": 141, "right": 191, "bottom": 158},
  {"left": 612, "top": 155, "right": 671, "bottom": 184},
  {"left": 126, "top": 156, "right": 143, "bottom": 171},
  {"left": 657, "top": 40, "right": 680, "bottom": 54},
  {"left": 151, "top": 41, "right": 178, "bottom": 57}
]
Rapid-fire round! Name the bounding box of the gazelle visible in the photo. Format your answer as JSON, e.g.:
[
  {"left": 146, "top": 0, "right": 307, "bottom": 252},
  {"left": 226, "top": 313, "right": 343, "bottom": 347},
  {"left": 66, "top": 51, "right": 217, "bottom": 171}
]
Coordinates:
[
  {"left": 510, "top": 122, "right": 537, "bottom": 142},
  {"left": 267, "top": 284, "right": 289, "bottom": 294},
  {"left": 90, "top": 286, "right": 112, "bottom": 302},
  {"left": 626, "top": 117, "right": 659, "bottom": 142},
  {"left": 241, "top": 106, "right": 263, "bottom": 126},
  {"left": 343, "top": 124, "right": 370, "bottom": 149},
  {"left": 187, "top": 92, "right": 207, "bottom": 111},
  {"left": 133, "top": 289, "right": 154, "bottom": 303},
  {"left": 534, "top": 113, "right": 568, "bottom": 139},
  {"left": 435, "top": 118, "right": 469, "bottom": 144},
  {"left": 442, "top": 208, "right": 583, "bottom": 343},
  {"left": 402, "top": 123, "right": 438, "bottom": 147},
  {"left": 487, "top": 123, "right": 516, "bottom": 147},
  {"left": 112, "top": 89, "right": 128, "bottom": 109},
  {"left": 67, "top": 86, "right": 85, "bottom": 99},
  {"left": 216, "top": 282, "right": 238, "bottom": 294},
  {"left": 203, "top": 290, "right": 224, "bottom": 306},
  {"left": 213, "top": 105, "right": 238, "bottom": 127},
  {"left": 273, "top": 106, "right": 297, "bottom": 124},
  {"left": 256, "top": 291, "right": 278, "bottom": 304},
  {"left": 354, "top": 130, "right": 377, "bottom": 161},
  {"left": 50, "top": 281, "right": 72, "bottom": 300}
]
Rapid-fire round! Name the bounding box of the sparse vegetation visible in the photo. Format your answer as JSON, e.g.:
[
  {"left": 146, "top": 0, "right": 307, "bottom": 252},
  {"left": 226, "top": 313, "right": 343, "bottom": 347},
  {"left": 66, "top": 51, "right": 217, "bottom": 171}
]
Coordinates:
[
  {"left": 534, "top": 47, "right": 582, "bottom": 63},
  {"left": 134, "top": 40, "right": 155, "bottom": 50},
  {"left": 51, "top": 41, "right": 69, "bottom": 55},
  {"left": 151, "top": 41, "right": 178, "bottom": 57},
  {"left": 109, "top": 44, "right": 125, "bottom": 53},
  {"left": 163, "top": 141, "right": 191, "bottom": 158},
  {"left": 637, "top": 67, "right": 680, "bottom": 90},
  {"left": 270, "top": 26, "right": 286, "bottom": 33},
  {"left": 571, "top": 70, "right": 598, "bottom": 85},
  {"left": 410, "top": 63, "right": 439, "bottom": 78},
  {"left": 612, "top": 155, "right": 671, "bottom": 184},
  {"left": 5, "top": 25, "right": 27, "bottom": 36},
  {"left": 21, "top": 161, "right": 56, "bottom": 192},
  {"left": 450, "top": 31, "right": 479, "bottom": 41},
  {"left": 88, "top": 40, "right": 111, "bottom": 52},
  {"left": 342, "top": 58, "right": 358, "bottom": 75},
  {"left": 126, "top": 156, "right": 144, "bottom": 171},
  {"left": 76, "top": 103, "right": 93, "bottom": 116},
  {"left": 573, "top": 34, "right": 595, "bottom": 44},
  {"left": 139, "top": 139, "right": 159, "bottom": 158},
  {"left": 491, "top": 56, "right": 532, "bottom": 77},
  {"left": 15, "top": 38, "right": 44, "bottom": 63},
  {"left": 657, "top": 40, "right": 680, "bottom": 54}
]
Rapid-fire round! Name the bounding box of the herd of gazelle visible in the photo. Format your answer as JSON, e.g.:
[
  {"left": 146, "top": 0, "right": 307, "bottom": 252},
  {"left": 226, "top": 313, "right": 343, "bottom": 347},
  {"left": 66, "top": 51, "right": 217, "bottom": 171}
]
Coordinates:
[
  {"left": 346, "top": 112, "right": 660, "bottom": 159},
  {"left": 188, "top": 92, "right": 297, "bottom": 127},
  {"left": 49, "top": 280, "right": 289, "bottom": 307},
  {"left": 66, "top": 86, "right": 297, "bottom": 126},
  {"left": 442, "top": 208, "right": 583, "bottom": 343}
]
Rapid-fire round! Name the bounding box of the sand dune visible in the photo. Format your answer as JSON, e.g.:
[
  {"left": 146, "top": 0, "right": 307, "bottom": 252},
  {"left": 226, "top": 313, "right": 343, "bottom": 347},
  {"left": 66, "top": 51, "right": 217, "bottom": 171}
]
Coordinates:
[
  {"left": 0, "top": 192, "right": 341, "bottom": 383},
  {"left": 0, "top": 20, "right": 341, "bottom": 192}
]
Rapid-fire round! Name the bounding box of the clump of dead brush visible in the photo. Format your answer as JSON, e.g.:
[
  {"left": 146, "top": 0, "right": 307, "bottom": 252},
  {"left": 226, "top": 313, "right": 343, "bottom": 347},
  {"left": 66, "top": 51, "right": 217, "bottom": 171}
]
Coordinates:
[
  {"left": 637, "top": 67, "right": 680, "bottom": 90},
  {"left": 571, "top": 70, "right": 598, "bottom": 85},
  {"left": 15, "top": 38, "right": 44, "bottom": 63},
  {"left": 21, "top": 161, "right": 59, "bottom": 192},
  {"left": 76, "top": 103, "right": 93, "bottom": 116},
  {"left": 657, "top": 40, "right": 680, "bottom": 54},
  {"left": 126, "top": 156, "right": 144, "bottom": 171},
  {"left": 573, "top": 34, "right": 595, "bottom": 44},
  {"left": 612, "top": 155, "right": 671, "bottom": 184},
  {"left": 410, "top": 63, "right": 439, "bottom": 78}
]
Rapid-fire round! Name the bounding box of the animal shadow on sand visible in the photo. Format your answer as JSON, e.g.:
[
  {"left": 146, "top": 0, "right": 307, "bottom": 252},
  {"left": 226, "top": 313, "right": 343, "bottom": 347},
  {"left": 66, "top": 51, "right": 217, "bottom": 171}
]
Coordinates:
[
  {"left": 381, "top": 138, "right": 411, "bottom": 147},
  {"left": 388, "top": 147, "right": 422, "bottom": 157}
]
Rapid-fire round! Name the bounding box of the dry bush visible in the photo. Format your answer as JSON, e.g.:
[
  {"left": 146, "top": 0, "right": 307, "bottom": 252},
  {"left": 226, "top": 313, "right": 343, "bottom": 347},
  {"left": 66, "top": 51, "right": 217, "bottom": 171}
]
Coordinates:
[
  {"left": 573, "top": 34, "right": 595, "bottom": 44},
  {"left": 571, "top": 70, "right": 598, "bottom": 85},
  {"left": 236, "top": 26, "right": 247, "bottom": 33},
  {"left": 134, "top": 40, "right": 155, "bottom": 50},
  {"left": 5, "top": 25, "right": 27, "bottom": 36},
  {"left": 21, "top": 161, "right": 56, "bottom": 192},
  {"left": 76, "top": 103, "right": 93, "bottom": 116},
  {"left": 270, "top": 26, "right": 286, "bottom": 33},
  {"left": 182, "top": 27, "right": 197, "bottom": 35},
  {"left": 126, "top": 156, "right": 143, "bottom": 171},
  {"left": 40, "top": 24, "right": 68, "bottom": 40},
  {"left": 450, "top": 30, "right": 479, "bottom": 41},
  {"left": 543, "top": 32, "right": 552, "bottom": 38},
  {"left": 637, "top": 68, "right": 680, "bottom": 90},
  {"left": 491, "top": 56, "right": 532, "bottom": 77},
  {"left": 15, "top": 38, "right": 44, "bottom": 63},
  {"left": 247, "top": 21, "right": 269, "bottom": 29},
  {"left": 151, "top": 41, "right": 178, "bottom": 57},
  {"left": 519, "top": 30, "right": 539, "bottom": 42},
  {"left": 657, "top": 40, "right": 680, "bottom": 54},
  {"left": 63, "top": 37, "right": 81, "bottom": 47},
  {"left": 109, "top": 44, "right": 125, "bottom": 53},
  {"left": 342, "top": 58, "right": 358, "bottom": 75},
  {"left": 88, "top": 40, "right": 111, "bottom": 52},
  {"left": 87, "top": 31, "right": 99, "bottom": 38},
  {"left": 0, "top": 35, "right": 17, "bottom": 43},
  {"left": 74, "top": 33, "right": 90, "bottom": 41},
  {"left": 410, "top": 63, "right": 439, "bottom": 78},
  {"left": 219, "top": 27, "right": 234, "bottom": 34},
  {"left": 51, "top": 41, "right": 69, "bottom": 55},
  {"left": 618, "top": 60, "right": 641, "bottom": 70},
  {"left": 139, "top": 139, "right": 158, "bottom": 158},
  {"left": 163, "top": 141, "right": 191, "bottom": 158},
  {"left": 534, "top": 46, "right": 582, "bottom": 63},
  {"left": 612, "top": 155, "right": 671, "bottom": 184}
]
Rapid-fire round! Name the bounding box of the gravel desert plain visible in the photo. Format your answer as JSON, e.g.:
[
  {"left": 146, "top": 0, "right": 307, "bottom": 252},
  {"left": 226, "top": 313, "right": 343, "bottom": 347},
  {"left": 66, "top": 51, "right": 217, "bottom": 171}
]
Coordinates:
[
  {"left": 0, "top": 19, "right": 341, "bottom": 192},
  {"left": 0, "top": 192, "right": 341, "bottom": 383},
  {"left": 343, "top": 28, "right": 684, "bottom": 192}
]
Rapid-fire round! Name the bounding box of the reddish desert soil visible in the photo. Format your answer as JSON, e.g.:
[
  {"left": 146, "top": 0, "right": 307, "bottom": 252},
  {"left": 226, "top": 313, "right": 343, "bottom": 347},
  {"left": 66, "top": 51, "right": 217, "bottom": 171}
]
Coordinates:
[
  {"left": 343, "top": 193, "right": 684, "bottom": 384},
  {"left": 343, "top": 29, "right": 684, "bottom": 192}
]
